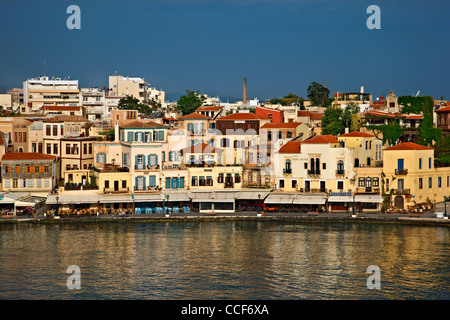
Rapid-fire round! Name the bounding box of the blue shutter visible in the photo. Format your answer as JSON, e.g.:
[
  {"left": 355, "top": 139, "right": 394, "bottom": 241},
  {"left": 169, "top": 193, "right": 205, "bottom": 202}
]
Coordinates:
[
  {"left": 135, "top": 177, "right": 138, "bottom": 191},
  {"left": 166, "top": 178, "right": 171, "bottom": 189},
  {"left": 96, "top": 153, "right": 100, "bottom": 163},
  {"left": 135, "top": 132, "right": 139, "bottom": 142},
  {"left": 155, "top": 154, "right": 159, "bottom": 166},
  {"left": 149, "top": 175, "right": 156, "bottom": 187},
  {"left": 143, "top": 177, "right": 146, "bottom": 190},
  {"left": 128, "top": 132, "right": 133, "bottom": 142},
  {"left": 135, "top": 155, "right": 139, "bottom": 170},
  {"left": 160, "top": 130, "right": 164, "bottom": 141},
  {"left": 180, "top": 177, "right": 185, "bottom": 188},
  {"left": 143, "top": 155, "right": 146, "bottom": 168}
]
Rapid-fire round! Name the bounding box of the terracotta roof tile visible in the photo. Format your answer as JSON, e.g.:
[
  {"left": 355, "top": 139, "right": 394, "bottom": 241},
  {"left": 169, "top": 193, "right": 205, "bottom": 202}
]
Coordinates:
[
  {"left": 217, "top": 112, "right": 269, "bottom": 121},
  {"left": 384, "top": 142, "right": 433, "bottom": 151},
  {"left": 1, "top": 152, "right": 58, "bottom": 161},
  {"left": 43, "top": 115, "right": 87, "bottom": 122},
  {"left": 177, "top": 113, "right": 211, "bottom": 120},
  {"left": 339, "top": 131, "right": 374, "bottom": 138},
  {"left": 436, "top": 106, "right": 450, "bottom": 113},
  {"left": 119, "top": 120, "right": 169, "bottom": 128},
  {"left": 302, "top": 135, "right": 340, "bottom": 144},
  {"left": 279, "top": 141, "right": 302, "bottom": 153}
]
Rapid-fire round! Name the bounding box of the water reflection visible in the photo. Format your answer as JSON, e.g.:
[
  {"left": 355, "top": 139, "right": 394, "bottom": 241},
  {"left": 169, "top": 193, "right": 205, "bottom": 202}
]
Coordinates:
[{"left": 0, "top": 221, "right": 448, "bottom": 300}]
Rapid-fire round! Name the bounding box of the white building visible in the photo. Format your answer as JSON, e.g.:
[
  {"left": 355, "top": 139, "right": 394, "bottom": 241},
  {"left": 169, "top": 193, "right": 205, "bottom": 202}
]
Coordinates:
[
  {"left": 79, "top": 88, "right": 108, "bottom": 121},
  {"left": 23, "top": 76, "right": 80, "bottom": 112}
]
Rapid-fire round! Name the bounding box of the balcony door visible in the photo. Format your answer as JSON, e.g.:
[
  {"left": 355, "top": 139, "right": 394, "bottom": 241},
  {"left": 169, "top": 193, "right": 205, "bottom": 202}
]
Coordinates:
[
  {"left": 397, "top": 159, "right": 404, "bottom": 170},
  {"left": 398, "top": 179, "right": 404, "bottom": 190}
]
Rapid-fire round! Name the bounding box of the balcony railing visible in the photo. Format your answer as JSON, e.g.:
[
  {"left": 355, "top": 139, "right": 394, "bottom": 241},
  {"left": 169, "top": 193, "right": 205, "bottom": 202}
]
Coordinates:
[
  {"left": 103, "top": 187, "right": 129, "bottom": 193},
  {"left": 307, "top": 169, "right": 321, "bottom": 175},
  {"left": 283, "top": 168, "right": 292, "bottom": 174},
  {"left": 393, "top": 188, "right": 410, "bottom": 195},
  {"left": 224, "top": 181, "right": 234, "bottom": 188},
  {"left": 336, "top": 169, "right": 345, "bottom": 175},
  {"left": 298, "top": 188, "right": 325, "bottom": 193},
  {"left": 356, "top": 187, "right": 380, "bottom": 194},
  {"left": 395, "top": 169, "right": 408, "bottom": 175}
]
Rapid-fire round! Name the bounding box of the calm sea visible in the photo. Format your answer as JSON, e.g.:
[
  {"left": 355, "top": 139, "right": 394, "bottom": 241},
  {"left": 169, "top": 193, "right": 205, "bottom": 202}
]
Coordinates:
[{"left": 0, "top": 221, "right": 448, "bottom": 300}]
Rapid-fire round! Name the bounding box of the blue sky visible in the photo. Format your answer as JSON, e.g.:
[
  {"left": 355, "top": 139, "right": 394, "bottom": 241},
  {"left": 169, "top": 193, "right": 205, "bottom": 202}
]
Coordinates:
[{"left": 0, "top": 0, "right": 449, "bottom": 101}]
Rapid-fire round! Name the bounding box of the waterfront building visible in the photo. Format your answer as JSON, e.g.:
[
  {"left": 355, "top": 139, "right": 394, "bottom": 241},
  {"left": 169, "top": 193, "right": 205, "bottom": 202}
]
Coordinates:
[
  {"left": 79, "top": 88, "right": 107, "bottom": 121},
  {"left": 40, "top": 105, "right": 85, "bottom": 117},
  {"left": 1, "top": 152, "right": 59, "bottom": 193},
  {"left": 271, "top": 135, "right": 356, "bottom": 212},
  {"left": 176, "top": 112, "right": 211, "bottom": 147},
  {"left": 382, "top": 142, "right": 450, "bottom": 210},
  {"left": 108, "top": 73, "right": 165, "bottom": 105}
]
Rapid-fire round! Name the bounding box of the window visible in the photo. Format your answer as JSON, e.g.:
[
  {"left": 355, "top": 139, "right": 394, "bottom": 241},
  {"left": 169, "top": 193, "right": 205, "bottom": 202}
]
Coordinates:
[
  {"left": 291, "top": 179, "right": 297, "bottom": 188},
  {"left": 13, "top": 179, "right": 18, "bottom": 188},
  {"left": 105, "top": 180, "right": 110, "bottom": 189},
  {"left": 44, "top": 178, "right": 50, "bottom": 188},
  {"left": 234, "top": 174, "right": 240, "bottom": 183},
  {"left": 337, "top": 181, "right": 344, "bottom": 190},
  {"left": 4, "top": 179, "right": 10, "bottom": 188},
  {"left": 279, "top": 179, "right": 285, "bottom": 188},
  {"left": 97, "top": 153, "right": 106, "bottom": 164},
  {"left": 304, "top": 163, "right": 307, "bottom": 169},
  {"left": 322, "top": 163, "right": 326, "bottom": 170},
  {"left": 36, "top": 179, "right": 42, "bottom": 188},
  {"left": 358, "top": 177, "right": 365, "bottom": 187},
  {"left": 419, "top": 178, "right": 423, "bottom": 189},
  {"left": 46, "top": 144, "right": 51, "bottom": 154},
  {"left": 53, "top": 125, "right": 57, "bottom": 136},
  {"left": 337, "top": 160, "right": 344, "bottom": 174},
  {"left": 429, "top": 157, "right": 432, "bottom": 169},
  {"left": 28, "top": 179, "right": 34, "bottom": 188},
  {"left": 44, "top": 165, "right": 49, "bottom": 173},
  {"left": 206, "top": 176, "right": 213, "bottom": 186},
  {"left": 438, "top": 177, "right": 442, "bottom": 188},
  {"left": 15, "top": 165, "right": 20, "bottom": 173},
  {"left": 46, "top": 125, "right": 51, "bottom": 135},
  {"left": 429, "top": 177, "right": 432, "bottom": 188},
  {"left": 191, "top": 176, "right": 198, "bottom": 186},
  {"left": 373, "top": 177, "right": 379, "bottom": 187},
  {"left": 53, "top": 144, "right": 58, "bottom": 155},
  {"left": 122, "top": 180, "right": 127, "bottom": 189},
  {"left": 419, "top": 158, "right": 422, "bottom": 169}
]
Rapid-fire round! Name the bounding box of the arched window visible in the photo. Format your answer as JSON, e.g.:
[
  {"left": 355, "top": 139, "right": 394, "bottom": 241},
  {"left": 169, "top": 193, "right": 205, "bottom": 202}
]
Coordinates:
[
  {"left": 310, "top": 158, "right": 315, "bottom": 172},
  {"left": 286, "top": 160, "right": 291, "bottom": 170},
  {"left": 337, "top": 160, "right": 344, "bottom": 174},
  {"left": 315, "top": 158, "right": 320, "bottom": 173}
]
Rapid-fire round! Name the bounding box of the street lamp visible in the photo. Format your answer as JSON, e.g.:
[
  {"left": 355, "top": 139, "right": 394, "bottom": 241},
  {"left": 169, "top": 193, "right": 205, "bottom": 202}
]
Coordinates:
[
  {"left": 56, "top": 196, "right": 59, "bottom": 216},
  {"left": 444, "top": 196, "right": 449, "bottom": 217},
  {"left": 258, "top": 194, "right": 261, "bottom": 216}
]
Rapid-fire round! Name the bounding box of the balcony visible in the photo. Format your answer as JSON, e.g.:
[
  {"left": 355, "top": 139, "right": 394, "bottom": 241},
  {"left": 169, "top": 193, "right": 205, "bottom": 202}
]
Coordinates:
[
  {"left": 103, "top": 187, "right": 129, "bottom": 194},
  {"left": 307, "top": 169, "right": 321, "bottom": 176},
  {"left": 336, "top": 169, "right": 345, "bottom": 176},
  {"left": 224, "top": 181, "right": 234, "bottom": 188},
  {"left": 283, "top": 168, "right": 292, "bottom": 175},
  {"left": 356, "top": 187, "right": 380, "bottom": 194},
  {"left": 393, "top": 188, "right": 410, "bottom": 195},
  {"left": 395, "top": 169, "right": 408, "bottom": 175}
]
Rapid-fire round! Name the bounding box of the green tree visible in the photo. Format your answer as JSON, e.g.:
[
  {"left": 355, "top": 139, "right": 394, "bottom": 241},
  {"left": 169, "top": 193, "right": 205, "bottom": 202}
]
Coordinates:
[
  {"left": 176, "top": 90, "right": 206, "bottom": 115},
  {"left": 366, "top": 119, "right": 404, "bottom": 147},
  {"left": 307, "top": 81, "right": 331, "bottom": 107},
  {"left": 321, "top": 104, "right": 358, "bottom": 135},
  {"left": 117, "top": 95, "right": 157, "bottom": 115}
]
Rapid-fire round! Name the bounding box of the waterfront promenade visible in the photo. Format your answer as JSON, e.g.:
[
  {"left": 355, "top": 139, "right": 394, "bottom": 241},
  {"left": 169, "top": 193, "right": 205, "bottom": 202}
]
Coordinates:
[{"left": 1, "top": 209, "right": 449, "bottom": 226}]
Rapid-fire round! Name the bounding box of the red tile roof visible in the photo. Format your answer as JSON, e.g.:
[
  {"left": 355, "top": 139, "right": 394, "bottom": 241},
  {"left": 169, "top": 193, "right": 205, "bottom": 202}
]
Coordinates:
[
  {"left": 309, "top": 113, "right": 324, "bottom": 120},
  {"left": 177, "top": 113, "right": 211, "bottom": 120},
  {"left": 43, "top": 115, "right": 87, "bottom": 122},
  {"left": 119, "top": 120, "right": 169, "bottom": 128},
  {"left": 1, "top": 152, "right": 58, "bottom": 161},
  {"left": 181, "top": 143, "right": 222, "bottom": 154},
  {"left": 302, "top": 135, "right": 340, "bottom": 144},
  {"left": 217, "top": 112, "right": 269, "bottom": 121},
  {"left": 261, "top": 122, "right": 303, "bottom": 129},
  {"left": 297, "top": 111, "right": 311, "bottom": 117},
  {"left": 339, "top": 131, "right": 375, "bottom": 138},
  {"left": 384, "top": 142, "right": 433, "bottom": 151},
  {"left": 279, "top": 141, "right": 302, "bottom": 153},
  {"left": 436, "top": 106, "right": 450, "bottom": 113}
]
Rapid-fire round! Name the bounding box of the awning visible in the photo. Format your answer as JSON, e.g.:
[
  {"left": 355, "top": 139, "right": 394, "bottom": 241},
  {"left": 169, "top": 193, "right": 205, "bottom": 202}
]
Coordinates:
[
  {"left": 190, "top": 191, "right": 236, "bottom": 203},
  {"left": 355, "top": 195, "right": 383, "bottom": 203},
  {"left": 98, "top": 194, "right": 132, "bottom": 203},
  {"left": 162, "top": 192, "right": 190, "bottom": 202},
  {"left": 47, "top": 194, "right": 99, "bottom": 204},
  {"left": 132, "top": 193, "right": 165, "bottom": 202},
  {"left": 292, "top": 194, "right": 327, "bottom": 205},
  {"left": 327, "top": 196, "right": 353, "bottom": 203},
  {"left": 235, "top": 191, "right": 270, "bottom": 200},
  {"left": 264, "top": 194, "right": 294, "bottom": 204}
]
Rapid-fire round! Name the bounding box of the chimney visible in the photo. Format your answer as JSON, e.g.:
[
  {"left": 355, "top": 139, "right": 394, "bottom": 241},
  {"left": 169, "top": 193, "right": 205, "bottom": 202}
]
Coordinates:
[
  {"left": 243, "top": 77, "right": 247, "bottom": 104},
  {"left": 114, "top": 121, "right": 119, "bottom": 142}
]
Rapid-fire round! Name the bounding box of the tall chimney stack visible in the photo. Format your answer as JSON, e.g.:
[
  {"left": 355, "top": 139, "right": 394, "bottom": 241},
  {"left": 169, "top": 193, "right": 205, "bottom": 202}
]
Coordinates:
[{"left": 243, "top": 77, "right": 247, "bottom": 104}]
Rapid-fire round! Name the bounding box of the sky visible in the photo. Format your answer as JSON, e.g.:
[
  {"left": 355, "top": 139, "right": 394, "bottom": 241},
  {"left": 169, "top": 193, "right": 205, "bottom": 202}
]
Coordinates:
[{"left": 0, "top": 0, "right": 449, "bottom": 102}]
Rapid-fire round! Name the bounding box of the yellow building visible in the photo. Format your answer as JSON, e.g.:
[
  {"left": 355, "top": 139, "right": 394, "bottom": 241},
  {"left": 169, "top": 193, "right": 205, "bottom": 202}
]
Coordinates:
[
  {"left": 338, "top": 131, "right": 383, "bottom": 167},
  {"left": 383, "top": 142, "right": 450, "bottom": 210}
]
